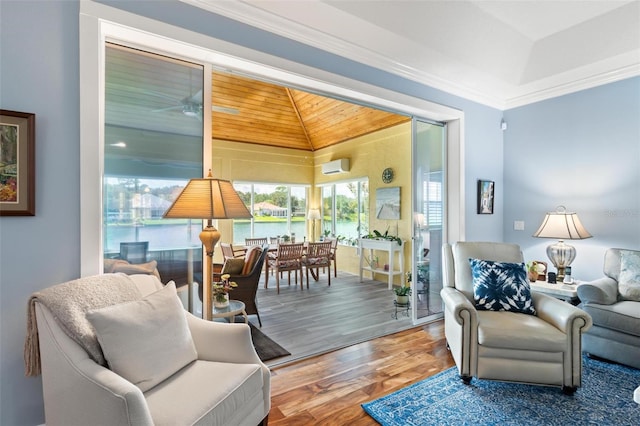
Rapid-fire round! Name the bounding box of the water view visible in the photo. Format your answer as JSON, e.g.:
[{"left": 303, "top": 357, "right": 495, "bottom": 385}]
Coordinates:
[{"left": 105, "top": 221, "right": 361, "bottom": 253}]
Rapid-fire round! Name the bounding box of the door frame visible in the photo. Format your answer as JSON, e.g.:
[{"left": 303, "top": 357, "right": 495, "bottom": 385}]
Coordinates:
[{"left": 79, "top": 1, "right": 465, "bottom": 277}]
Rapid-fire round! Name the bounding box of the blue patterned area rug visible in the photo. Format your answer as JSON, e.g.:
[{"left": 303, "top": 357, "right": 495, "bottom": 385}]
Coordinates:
[{"left": 362, "top": 356, "right": 640, "bottom": 425}]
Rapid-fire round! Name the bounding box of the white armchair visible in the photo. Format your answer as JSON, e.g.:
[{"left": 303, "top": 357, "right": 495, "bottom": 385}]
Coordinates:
[
  {"left": 31, "top": 274, "right": 270, "bottom": 426},
  {"left": 441, "top": 242, "right": 592, "bottom": 394}
]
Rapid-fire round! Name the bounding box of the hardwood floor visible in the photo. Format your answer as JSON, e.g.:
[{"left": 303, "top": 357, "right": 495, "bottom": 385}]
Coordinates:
[
  {"left": 179, "top": 269, "right": 451, "bottom": 424},
  {"left": 268, "top": 321, "right": 455, "bottom": 425}
]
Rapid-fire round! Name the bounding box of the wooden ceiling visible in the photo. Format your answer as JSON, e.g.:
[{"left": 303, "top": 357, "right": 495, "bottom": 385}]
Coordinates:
[
  {"left": 105, "top": 43, "right": 409, "bottom": 151},
  {"left": 211, "top": 72, "right": 409, "bottom": 151}
]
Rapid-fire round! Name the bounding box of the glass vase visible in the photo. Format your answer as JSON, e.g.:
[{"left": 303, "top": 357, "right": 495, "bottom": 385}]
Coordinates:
[{"left": 214, "top": 293, "right": 229, "bottom": 308}]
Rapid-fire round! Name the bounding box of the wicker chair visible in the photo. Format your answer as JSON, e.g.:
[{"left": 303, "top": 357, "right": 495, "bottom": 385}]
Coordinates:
[{"left": 202, "top": 244, "right": 269, "bottom": 327}]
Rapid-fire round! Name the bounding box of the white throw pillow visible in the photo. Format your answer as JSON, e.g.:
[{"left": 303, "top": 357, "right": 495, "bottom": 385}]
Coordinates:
[
  {"left": 87, "top": 281, "right": 197, "bottom": 392},
  {"left": 619, "top": 250, "right": 640, "bottom": 301}
]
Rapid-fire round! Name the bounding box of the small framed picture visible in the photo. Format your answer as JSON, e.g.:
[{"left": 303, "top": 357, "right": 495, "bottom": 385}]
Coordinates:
[
  {"left": 0, "top": 110, "right": 36, "bottom": 216},
  {"left": 477, "top": 179, "right": 494, "bottom": 214}
]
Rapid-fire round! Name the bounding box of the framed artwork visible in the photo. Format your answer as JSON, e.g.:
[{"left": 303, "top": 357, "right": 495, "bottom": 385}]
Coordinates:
[
  {"left": 376, "top": 186, "right": 400, "bottom": 220},
  {"left": 477, "top": 179, "right": 494, "bottom": 214},
  {"left": 0, "top": 110, "right": 35, "bottom": 216}
]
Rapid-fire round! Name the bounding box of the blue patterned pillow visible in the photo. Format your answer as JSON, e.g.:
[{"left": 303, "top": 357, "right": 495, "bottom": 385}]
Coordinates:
[{"left": 469, "top": 258, "right": 536, "bottom": 315}]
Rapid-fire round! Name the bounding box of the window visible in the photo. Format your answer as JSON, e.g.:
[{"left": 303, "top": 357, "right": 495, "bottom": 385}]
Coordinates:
[
  {"left": 233, "top": 183, "right": 308, "bottom": 242},
  {"left": 426, "top": 172, "right": 443, "bottom": 227},
  {"left": 320, "top": 179, "right": 368, "bottom": 245}
]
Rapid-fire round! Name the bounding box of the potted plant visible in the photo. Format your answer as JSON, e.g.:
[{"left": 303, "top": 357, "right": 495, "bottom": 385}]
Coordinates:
[
  {"left": 363, "top": 228, "right": 403, "bottom": 246},
  {"left": 394, "top": 272, "right": 412, "bottom": 305},
  {"left": 212, "top": 274, "right": 238, "bottom": 308}
]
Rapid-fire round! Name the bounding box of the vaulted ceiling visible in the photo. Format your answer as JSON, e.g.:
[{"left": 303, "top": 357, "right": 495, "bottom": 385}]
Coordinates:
[
  {"left": 211, "top": 71, "right": 409, "bottom": 151},
  {"left": 105, "top": 44, "right": 409, "bottom": 152}
]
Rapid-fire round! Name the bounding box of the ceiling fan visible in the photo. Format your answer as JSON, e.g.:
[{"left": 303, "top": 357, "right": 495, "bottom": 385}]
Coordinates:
[{"left": 151, "top": 89, "right": 239, "bottom": 120}]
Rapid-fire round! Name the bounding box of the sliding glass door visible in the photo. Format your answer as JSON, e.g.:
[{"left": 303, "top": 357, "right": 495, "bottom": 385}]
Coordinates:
[
  {"left": 412, "top": 119, "right": 445, "bottom": 323},
  {"left": 104, "top": 44, "right": 204, "bottom": 303}
]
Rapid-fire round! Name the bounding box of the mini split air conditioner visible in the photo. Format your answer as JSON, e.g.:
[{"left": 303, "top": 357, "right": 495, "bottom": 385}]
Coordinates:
[{"left": 321, "top": 158, "right": 350, "bottom": 175}]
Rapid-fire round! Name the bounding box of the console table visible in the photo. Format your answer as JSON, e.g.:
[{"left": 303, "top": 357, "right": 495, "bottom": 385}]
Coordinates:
[{"left": 359, "top": 238, "right": 404, "bottom": 289}]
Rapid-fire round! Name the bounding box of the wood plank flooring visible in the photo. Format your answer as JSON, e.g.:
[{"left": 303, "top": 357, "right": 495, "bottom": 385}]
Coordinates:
[
  {"left": 180, "top": 269, "right": 451, "bottom": 425},
  {"left": 179, "top": 269, "right": 445, "bottom": 367},
  {"left": 268, "top": 321, "right": 455, "bottom": 425},
  {"left": 255, "top": 271, "right": 444, "bottom": 367}
]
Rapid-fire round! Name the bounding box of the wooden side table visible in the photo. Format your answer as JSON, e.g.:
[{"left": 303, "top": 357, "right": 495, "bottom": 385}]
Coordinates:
[{"left": 211, "top": 300, "right": 248, "bottom": 323}]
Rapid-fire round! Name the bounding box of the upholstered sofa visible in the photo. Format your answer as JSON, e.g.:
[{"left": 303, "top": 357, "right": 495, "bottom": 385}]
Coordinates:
[
  {"left": 577, "top": 248, "right": 640, "bottom": 369},
  {"left": 27, "top": 273, "right": 270, "bottom": 426}
]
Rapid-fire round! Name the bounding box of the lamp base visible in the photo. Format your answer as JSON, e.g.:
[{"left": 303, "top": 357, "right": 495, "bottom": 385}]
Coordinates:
[
  {"left": 200, "top": 221, "right": 221, "bottom": 321},
  {"left": 546, "top": 240, "right": 575, "bottom": 284},
  {"left": 556, "top": 266, "right": 567, "bottom": 284}
]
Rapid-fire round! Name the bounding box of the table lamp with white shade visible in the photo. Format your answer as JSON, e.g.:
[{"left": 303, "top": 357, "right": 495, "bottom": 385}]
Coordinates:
[
  {"left": 532, "top": 206, "right": 592, "bottom": 283},
  {"left": 307, "top": 208, "right": 321, "bottom": 242},
  {"left": 163, "top": 170, "right": 252, "bottom": 320}
]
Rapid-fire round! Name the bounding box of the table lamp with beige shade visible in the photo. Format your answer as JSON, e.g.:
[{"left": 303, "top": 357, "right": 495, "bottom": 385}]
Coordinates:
[
  {"left": 532, "top": 206, "right": 592, "bottom": 283},
  {"left": 307, "top": 208, "right": 321, "bottom": 242},
  {"left": 163, "top": 170, "right": 252, "bottom": 320}
]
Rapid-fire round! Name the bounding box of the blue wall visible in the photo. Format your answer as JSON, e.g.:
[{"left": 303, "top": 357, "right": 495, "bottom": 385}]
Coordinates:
[
  {"left": 1, "top": 1, "right": 636, "bottom": 424},
  {"left": 1, "top": 2, "right": 81, "bottom": 424},
  {"left": 503, "top": 77, "right": 640, "bottom": 281}
]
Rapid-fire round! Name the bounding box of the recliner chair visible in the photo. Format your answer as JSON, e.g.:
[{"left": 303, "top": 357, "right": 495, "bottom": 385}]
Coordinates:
[{"left": 441, "top": 241, "right": 592, "bottom": 393}]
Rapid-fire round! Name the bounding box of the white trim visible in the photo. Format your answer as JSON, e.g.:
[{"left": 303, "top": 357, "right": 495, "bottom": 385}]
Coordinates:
[
  {"left": 184, "top": 0, "right": 640, "bottom": 110},
  {"left": 182, "top": 0, "right": 504, "bottom": 109},
  {"left": 79, "top": 11, "right": 104, "bottom": 277},
  {"left": 505, "top": 63, "right": 640, "bottom": 109},
  {"left": 446, "top": 120, "right": 465, "bottom": 242},
  {"left": 79, "top": 0, "right": 464, "bottom": 276}
]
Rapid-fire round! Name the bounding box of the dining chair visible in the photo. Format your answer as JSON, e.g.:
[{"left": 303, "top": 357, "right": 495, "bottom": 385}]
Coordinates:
[
  {"left": 220, "top": 242, "right": 245, "bottom": 260},
  {"left": 302, "top": 241, "right": 332, "bottom": 288},
  {"left": 246, "top": 237, "right": 268, "bottom": 247},
  {"left": 266, "top": 242, "right": 304, "bottom": 293},
  {"left": 118, "top": 241, "right": 149, "bottom": 264},
  {"left": 327, "top": 237, "right": 338, "bottom": 277}
]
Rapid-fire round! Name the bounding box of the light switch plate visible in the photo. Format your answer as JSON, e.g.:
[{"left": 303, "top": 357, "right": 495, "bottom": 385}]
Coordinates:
[{"left": 514, "top": 221, "right": 525, "bottom": 231}]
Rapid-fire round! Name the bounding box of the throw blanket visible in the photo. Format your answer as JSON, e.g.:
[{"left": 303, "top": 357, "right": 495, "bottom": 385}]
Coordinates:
[{"left": 24, "top": 273, "right": 142, "bottom": 376}]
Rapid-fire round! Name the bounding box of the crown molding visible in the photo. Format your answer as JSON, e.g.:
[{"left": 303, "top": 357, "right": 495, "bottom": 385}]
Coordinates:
[
  {"left": 183, "top": 0, "right": 639, "bottom": 111},
  {"left": 504, "top": 63, "right": 640, "bottom": 109},
  {"left": 182, "top": 0, "right": 506, "bottom": 109}
]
